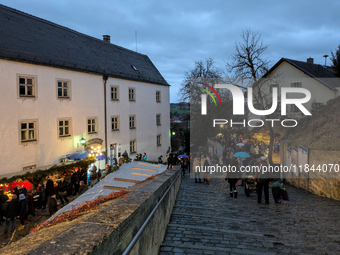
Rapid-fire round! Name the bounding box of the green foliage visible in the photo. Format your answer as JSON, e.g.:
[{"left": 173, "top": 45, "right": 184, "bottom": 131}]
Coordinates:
[{"left": 0, "top": 158, "right": 95, "bottom": 189}]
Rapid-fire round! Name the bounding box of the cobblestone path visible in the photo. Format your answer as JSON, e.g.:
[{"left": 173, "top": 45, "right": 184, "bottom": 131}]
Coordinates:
[{"left": 159, "top": 175, "right": 340, "bottom": 255}]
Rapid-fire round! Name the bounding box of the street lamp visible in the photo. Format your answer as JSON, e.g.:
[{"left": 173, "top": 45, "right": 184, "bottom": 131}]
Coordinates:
[
  {"left": 80, "top": 137, "right": 86, "bottom": 144},
  {"left": 77, "top": 136, "right": 86, "bottom": 147}
]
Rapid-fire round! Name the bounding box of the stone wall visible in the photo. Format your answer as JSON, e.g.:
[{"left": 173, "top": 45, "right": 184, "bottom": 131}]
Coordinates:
[
  {"left": 0, "top": 167, "right": 181, "bottom": 255},
  {"left": 283, "top": 149, "right": 340, "bottom": 200}
]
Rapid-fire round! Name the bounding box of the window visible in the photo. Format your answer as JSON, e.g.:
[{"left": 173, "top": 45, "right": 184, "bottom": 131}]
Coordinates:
[
  {"left": 156, "top": 91, "right": 161, "bottom": 102},
  {"left": 19, "top": 76, "right": 35, "bottom": 97},
  {"left": 157, "top": 135, "right": 161, "bottom": 146},
  {"left": 111, "top": 116, "right": 119, "bottom": 131},
  {"left": 130, "top": 140, "right": 137, "bottom": 153},
  {"left": 129, "top": 116, "right": 136, "bottom": 129},
  {"left": 57, "top": 80, "right": 70, "bottom": 98},
  {"left": 156, "top": 114, "right": 161, "bottom": 126},
  {"left": 129, "top": 88, "right": 135, "bottom": 101},
  {"left": 58, "top": 119, "right": 71, "bottom": 137},
  {"left": 23, "top": 165, "right": 36, "bottom": 171},
  {"left": 88, "top": 118, "right": 97, "bottom": 133},
  {"left": 111, "top": 86, "right": 119, "bottom": 100},
  {"left": 291, "top": 82, "right": 302, "bottom": 88},
  {"left": 21, "top": 121, "right": 37, "bottom": 142}
]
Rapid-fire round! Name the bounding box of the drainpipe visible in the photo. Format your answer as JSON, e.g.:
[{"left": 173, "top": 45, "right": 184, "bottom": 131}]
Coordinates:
[{"left": 103, "top": 74, "right": 109, "bottom": 164}]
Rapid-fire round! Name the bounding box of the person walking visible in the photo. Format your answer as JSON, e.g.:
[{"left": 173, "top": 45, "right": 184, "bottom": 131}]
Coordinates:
[
  {"left": 18, "top": 194, "right": 27, "bottom": 230},
  {"left": 37, "top": 183, "right": 46, "bottom": 210},
  {"left": 269, "top": 180, "right": 283, "bottom": 203},
  {"left": 180, "top": 158, "right": 188, "bottom": 177},
  {"left": 48, "top": 193, "right": 58, "bottom": 216},
  {"left": 171, "top": 154, "right": 177, "bottom": 167},
  {"left": 199, "top": 154, "right": 206, "bottom": 183},
  {"left": 122, "top": 150, "right": 128, "bottom": 159},
  {"left": 166, "top": 155, "right": 171, "bottom": 169},
  {"left": 3, "top": 194, "right": 20, "bottom": 237},
  {"left": 58, "top": 177, "right": 69, "bottom": 205},
  {"left": 26, "top": 189, "right": 40, "bottom": 221},
  {"left": 45, "top": 178, "right": 54, "bottom": 199},
  {"left": 71, "top": 170, "right": 80, "bottom": 195},
  {"left": 203, "top": 155, "right": 210, "bottom": 185},
  {"left": 227, "top": 158, "right": 239, "bottom": 198},
  {"left": 89, "top": 164, "right": 98, "bottom": 187},
  {"left": 193, "top": 153, "right": 202, "bottom": 183},
  {"left": 255, "top": 156, "right": 270, "bottom": 204},
  {"left": 0, "top": 189, "right": 9, "bottom": 225},
  {"left": 142, "top": 153, "right": 147, "bottom": 161}
]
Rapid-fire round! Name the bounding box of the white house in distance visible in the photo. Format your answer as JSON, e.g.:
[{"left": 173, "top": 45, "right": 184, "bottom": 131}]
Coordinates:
[
  {"left": 0, "top": 4, "right": 170, "bottom": 176},
  {"left": 256, "top": 57, "right": 340, "bottom": 118}
]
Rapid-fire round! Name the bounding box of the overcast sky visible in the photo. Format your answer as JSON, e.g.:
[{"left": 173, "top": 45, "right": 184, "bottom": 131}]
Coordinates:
[{"left": 2, "top": 0, "right": 340, "bottom": 102}]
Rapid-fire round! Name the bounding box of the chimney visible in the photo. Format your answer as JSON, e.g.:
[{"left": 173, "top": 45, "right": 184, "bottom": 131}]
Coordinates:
[
  {"left": 307, "top": 57, "right": 314, "bottom": 64},
  {"left": 103, "top": 35, "right": 110, "bottom": 43}
]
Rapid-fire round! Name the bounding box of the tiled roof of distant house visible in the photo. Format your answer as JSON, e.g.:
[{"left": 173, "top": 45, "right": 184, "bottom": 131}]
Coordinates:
[
  {"left": 262, "top": 58, "right": 340, "bottom": 91},
  {"left": 0, "top": 4, "right": 169, "bottom": 86}
]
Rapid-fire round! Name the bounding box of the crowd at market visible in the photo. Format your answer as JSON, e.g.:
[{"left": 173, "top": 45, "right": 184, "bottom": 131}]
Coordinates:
[
  {"left": 0, "top": 161, "right": 116, "bottom": 239},
  {"left": 0, "top": 137, "right": 286, "bottom": 240},
  {"left": 165, "top": 133, "right": 287, "bottom": 208},
  {"left": 0, "top": 150, "right": 148, "bottom": 239}
]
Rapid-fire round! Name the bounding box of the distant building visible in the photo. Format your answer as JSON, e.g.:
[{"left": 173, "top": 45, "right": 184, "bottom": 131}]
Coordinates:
[
  {"left": 252, "top": 57, "right": 340, "bottom": 119},
  {"left": 0, "top": 4, "right": 170, "bottom": 176}
]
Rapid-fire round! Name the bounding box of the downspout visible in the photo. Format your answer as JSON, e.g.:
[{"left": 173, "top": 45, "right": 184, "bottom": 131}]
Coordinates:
[{"left": 103, "top": 74, "right": 109, "bottom": 164}]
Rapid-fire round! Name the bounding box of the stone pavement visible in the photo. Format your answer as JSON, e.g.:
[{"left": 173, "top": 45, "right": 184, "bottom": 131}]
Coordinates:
[{"left": 159, "top": 174, "right": 340, "bottom": 255}]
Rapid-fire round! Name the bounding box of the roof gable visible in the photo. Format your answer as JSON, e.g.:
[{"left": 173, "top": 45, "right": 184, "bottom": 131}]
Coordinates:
[
  {"left": 263, "top": 58, "right": 340, "bottom": 91},
  {"left": 0, "top": 4, "right": 169, "bottom": 86}
]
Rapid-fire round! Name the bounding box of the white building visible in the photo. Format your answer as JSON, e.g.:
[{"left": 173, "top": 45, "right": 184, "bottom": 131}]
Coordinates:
[
  {"left": 0, "top": 4, "right": 170, "bottom": 176},
  {"left": 255, "top": 57, "right": 340, "bottom": 118}
]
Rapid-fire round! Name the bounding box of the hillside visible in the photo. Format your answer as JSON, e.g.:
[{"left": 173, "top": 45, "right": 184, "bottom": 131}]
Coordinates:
[{"left": 283, "top": 96, "right": 340, "bottom": 150}]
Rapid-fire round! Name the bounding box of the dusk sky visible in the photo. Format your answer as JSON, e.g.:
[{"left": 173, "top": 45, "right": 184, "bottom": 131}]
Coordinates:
[{"left": 1, "top": 0, "right": 340, "bottom": 102}]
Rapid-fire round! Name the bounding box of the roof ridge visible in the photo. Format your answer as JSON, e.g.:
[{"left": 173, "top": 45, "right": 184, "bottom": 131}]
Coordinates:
[
  {"left": 0, "top": 3, "right": 147, "bottom": 57},
  {"left": 283, "top": 58, "right": 337, "bottom": 91}
]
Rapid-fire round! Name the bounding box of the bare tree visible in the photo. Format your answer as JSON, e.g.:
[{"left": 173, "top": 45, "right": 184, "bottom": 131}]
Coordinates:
[
  {"left": 226, "top": 28, "right": 282, "bottom": 164},
  {"left": 179, "top": 58, "right": 222, "bottom": 102},
  {"left": 226, "top": 28, "right": 270, "bottom": 81}
]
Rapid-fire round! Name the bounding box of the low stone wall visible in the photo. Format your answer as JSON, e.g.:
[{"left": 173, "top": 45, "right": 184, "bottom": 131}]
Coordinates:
[{"left": 0, "top": 167, "right": 181, "bottom": 255}]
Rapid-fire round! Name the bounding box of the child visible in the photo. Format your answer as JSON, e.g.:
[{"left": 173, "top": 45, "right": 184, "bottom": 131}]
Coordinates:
[{"left": 269, "top": 180, "right": 283, "bottom": 203}]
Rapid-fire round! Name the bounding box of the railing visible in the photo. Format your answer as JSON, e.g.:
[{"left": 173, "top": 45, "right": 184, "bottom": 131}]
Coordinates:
[{"left": 122, "top": 169, "right": 181, "bottom": 255}]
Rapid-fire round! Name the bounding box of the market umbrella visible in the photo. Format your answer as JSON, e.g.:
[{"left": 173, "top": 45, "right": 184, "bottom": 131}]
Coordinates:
[
  {"left": 233, "top": 152, "right": 251, "bottom": 158},
  {"left": 66, "top": 151, "right": 88, "bottom": 160},
  {"left": 216, "top": 150, "right": 223, "bottom": 157},
  {"left": 96, "top": 154, "right": 107, "bottom": 160},
  {"left": 236, "top": 143, "right": 245, "bottom": 147}
]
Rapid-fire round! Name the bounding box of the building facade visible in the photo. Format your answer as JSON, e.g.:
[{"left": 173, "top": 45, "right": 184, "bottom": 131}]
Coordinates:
[
  {"left": 0, "top": 4, "right": 170, "bottom": 176},
  {"left": 251, "top": 57, "right": 340, "bottom": 120}
]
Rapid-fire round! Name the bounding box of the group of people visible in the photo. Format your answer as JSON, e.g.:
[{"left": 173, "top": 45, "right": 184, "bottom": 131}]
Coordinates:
[
  {"left": 0, "top": 166, "right": 100, "bottom": 237},
  {"left": 225, "top": 155, "right": 284, "bottom": 204},
  {"left": 134, "top": 152, "right": 147, "bottom": 162},
  {"left": 192, "top": 152, "right": 211, "bottom": 184},
  {"left": 0, "top": 186, "right": 41, "bottom": 236},
  {"left": 216, "top": 133, "right": 281, "bottom": 159}
]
